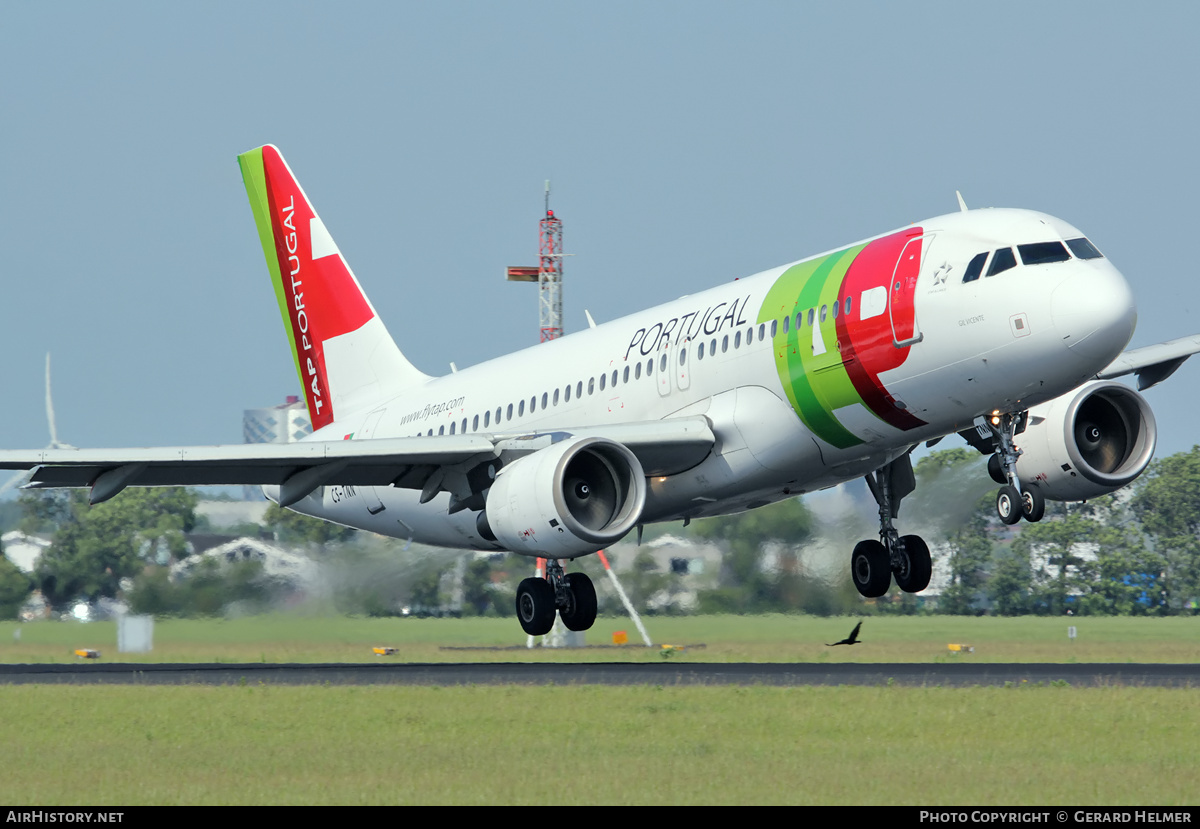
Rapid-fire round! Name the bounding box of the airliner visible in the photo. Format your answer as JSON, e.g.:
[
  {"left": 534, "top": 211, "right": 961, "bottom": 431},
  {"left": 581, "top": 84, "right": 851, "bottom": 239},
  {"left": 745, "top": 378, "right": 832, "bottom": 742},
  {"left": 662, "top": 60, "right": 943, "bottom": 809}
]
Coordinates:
[{"left": 3, "top": 145, "right": 1197, "bottom": 635}]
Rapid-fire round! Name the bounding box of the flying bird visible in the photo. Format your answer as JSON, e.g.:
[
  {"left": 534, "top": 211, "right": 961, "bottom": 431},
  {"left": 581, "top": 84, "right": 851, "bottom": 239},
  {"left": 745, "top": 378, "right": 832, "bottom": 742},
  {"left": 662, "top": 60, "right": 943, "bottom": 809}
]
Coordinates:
[{"left": 827, "top": 621, "right": 863, "bottom": 646}]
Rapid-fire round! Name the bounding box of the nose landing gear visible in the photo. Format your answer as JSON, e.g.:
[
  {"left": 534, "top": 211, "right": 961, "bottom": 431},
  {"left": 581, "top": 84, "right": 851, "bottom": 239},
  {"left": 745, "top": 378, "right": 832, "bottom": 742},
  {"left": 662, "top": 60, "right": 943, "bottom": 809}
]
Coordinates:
[{"left": 986, "top": 412, "right": 1044, "bottom": 525}]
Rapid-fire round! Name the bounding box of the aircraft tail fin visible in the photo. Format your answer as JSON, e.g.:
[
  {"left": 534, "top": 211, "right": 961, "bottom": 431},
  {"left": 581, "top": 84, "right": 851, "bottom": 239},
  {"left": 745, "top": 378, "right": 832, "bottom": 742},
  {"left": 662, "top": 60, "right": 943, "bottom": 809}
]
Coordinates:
[{"left": 238, "top": 145, "right": 430, "bottom": 431}]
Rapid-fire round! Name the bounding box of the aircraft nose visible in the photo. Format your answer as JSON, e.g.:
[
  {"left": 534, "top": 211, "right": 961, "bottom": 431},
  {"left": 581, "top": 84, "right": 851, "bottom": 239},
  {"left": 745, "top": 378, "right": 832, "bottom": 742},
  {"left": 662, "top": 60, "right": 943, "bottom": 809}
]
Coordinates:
[{"left": 1050, "top": 265, "right": 1136, "bottom": 366}]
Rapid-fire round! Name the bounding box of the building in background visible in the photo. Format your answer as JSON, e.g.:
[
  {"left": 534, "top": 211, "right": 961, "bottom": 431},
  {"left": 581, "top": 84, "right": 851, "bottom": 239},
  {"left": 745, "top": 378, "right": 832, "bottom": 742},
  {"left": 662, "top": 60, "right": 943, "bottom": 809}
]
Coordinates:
[{"left": 241, "top": 395, "right": 311, "bottom": 499}]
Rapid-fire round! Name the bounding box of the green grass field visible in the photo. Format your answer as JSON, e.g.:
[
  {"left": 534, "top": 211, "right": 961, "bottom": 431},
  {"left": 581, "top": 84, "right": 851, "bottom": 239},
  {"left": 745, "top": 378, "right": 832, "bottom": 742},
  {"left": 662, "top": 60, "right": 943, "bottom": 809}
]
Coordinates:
[
  {"left": 1, "top": 613, "right": 1197, "bottom": 663},
  {"left": 1, "top": 684, "right": 1196, "bottom": 805},
  {"left": 1, "top": 614, "right": 1196, "bottom": 805}
]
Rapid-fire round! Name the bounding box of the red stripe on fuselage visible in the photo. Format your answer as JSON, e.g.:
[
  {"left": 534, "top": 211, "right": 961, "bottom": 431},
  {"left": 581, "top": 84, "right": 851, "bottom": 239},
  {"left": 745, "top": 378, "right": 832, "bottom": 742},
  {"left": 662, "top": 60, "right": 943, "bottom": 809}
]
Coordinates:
[{"left": 835, "top": 229, "right": 926, "bottom": 431}]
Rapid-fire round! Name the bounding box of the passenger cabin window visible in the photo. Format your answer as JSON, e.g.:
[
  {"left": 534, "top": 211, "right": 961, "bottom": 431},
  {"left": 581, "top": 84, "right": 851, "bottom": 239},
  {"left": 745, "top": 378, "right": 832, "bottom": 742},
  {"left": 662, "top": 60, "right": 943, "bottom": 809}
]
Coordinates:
[
  {"left": 553, "top": 388, "right": 560, "bottom": 405},
  {"left": 962, "top": 252, "right": 988, "bottom": 283},
  {"left": 622, "top": 367, "right": 629, "bottom": 383},
  {"left": 518, "top": 400, "right": 525, "bottom": 417},
  {"left": 473, "top": 414, "right": 479, "bottom": 431},
  {"left": 1066, "top": 237, "right": 1104, "bottom": 260},
  {"left": 484, "top": 411, "right": 490, "bottom": 427},
  {"left": 611, "top": 370, "right": 618, "bottom": 387},
  {"left": 697, "top": 342, "right": 705, "bottom": 360},
  {"left": 599, "top": 374, "right": 606, "bottom": 391},
  {"left": 987, "top": 247, "right": 1017, "bottom": 277},
  {"left": 564, "top": 384, "right": 571, "bottom": 402},
  {"left": 1018, "top": 241, "right": 1070, "bottom": 266}
]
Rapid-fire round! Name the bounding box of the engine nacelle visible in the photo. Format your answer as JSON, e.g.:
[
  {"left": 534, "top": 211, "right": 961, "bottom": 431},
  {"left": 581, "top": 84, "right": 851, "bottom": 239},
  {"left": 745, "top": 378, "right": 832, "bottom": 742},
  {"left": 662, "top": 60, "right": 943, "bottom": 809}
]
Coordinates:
[
  {"left": 1015, "top": 380, "right": 1157, "bottom": 501},
  {"left": 480, "top": 436, "right": 647, "bottom": 558}
]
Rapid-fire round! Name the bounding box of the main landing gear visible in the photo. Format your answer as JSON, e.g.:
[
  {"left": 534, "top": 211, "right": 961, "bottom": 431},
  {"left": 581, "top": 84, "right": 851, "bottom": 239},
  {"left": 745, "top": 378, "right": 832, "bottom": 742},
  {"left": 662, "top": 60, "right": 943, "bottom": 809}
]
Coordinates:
[
  {"left": 985, "top": 412, "right": 1044, "bottom": 525},
  {"left": 515, "top": 559, "right": 597, "bottom": 636},
  {"left": 851, "top": 456, "right": 932, "bottom": 599}
]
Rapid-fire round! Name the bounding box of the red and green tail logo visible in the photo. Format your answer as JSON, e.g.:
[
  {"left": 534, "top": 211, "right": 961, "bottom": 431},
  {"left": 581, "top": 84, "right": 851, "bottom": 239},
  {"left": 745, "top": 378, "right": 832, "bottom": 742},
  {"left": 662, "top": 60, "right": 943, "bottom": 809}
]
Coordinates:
[{"left": 238, "top": 146, "right": 375, "bottom": 430}]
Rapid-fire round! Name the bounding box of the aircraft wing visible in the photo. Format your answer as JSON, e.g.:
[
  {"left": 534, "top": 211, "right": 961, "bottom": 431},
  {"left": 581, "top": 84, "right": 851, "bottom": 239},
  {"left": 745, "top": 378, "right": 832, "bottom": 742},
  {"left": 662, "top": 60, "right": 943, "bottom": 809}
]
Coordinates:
[
  {"left": 0, "top": 416, "right": 714, "bottom": 506},
  {"left": 1095, "top": 334, "right": 1200, "bottom": 390}
]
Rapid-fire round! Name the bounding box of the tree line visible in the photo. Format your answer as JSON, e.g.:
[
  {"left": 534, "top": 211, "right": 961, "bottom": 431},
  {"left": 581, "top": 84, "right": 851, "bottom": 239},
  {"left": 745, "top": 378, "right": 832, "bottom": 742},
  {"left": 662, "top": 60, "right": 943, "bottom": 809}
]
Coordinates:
[{"left": 2, "top": 445, "right": 1199, "bottom": 619}]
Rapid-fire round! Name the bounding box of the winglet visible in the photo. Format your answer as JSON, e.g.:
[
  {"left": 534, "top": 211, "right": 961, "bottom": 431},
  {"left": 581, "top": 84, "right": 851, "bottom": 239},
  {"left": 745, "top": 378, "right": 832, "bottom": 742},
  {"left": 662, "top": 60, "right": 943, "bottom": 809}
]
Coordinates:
[{"left": 956, "top": 191, "right": 968, "bottom": 213}]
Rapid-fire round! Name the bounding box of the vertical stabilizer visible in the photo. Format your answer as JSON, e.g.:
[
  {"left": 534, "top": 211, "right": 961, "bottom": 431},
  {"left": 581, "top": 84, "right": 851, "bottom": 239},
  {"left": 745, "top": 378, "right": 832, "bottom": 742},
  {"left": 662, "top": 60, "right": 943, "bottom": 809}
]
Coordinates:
[{"left": 238, "top": 145, "right": 430, "bottom": 430}]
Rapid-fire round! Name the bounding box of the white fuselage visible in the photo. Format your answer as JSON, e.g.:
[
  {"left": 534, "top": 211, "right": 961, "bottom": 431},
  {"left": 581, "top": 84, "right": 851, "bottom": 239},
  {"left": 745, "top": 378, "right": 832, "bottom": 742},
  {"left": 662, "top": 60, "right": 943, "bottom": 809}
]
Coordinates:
[{"left": 276, "top": 207, "right": 1136, "bottom": 553}]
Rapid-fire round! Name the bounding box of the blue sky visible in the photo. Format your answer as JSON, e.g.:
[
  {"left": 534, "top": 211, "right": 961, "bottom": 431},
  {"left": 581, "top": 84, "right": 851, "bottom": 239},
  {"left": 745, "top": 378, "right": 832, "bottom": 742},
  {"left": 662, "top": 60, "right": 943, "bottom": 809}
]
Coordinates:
[{"left": 3, "top": 2, "right": 1199, "bottom": 463}]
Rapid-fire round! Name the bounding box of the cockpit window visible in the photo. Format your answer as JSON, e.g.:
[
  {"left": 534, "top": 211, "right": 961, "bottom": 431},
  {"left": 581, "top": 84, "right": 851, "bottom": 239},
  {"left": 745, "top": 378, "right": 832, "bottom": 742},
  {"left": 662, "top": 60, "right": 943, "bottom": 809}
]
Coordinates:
[
  {"left": 962, "top": 252, "right": 988, "bottom": 283},
  {"left": 1066, "top": 237, "right": 1104, "bottom": 260},
  {"left": 986, "top": 247, "right": 1016, "bottom": 277},
  {"left": 1018, "top": 242, "right": 1071, "bottom": 266}
]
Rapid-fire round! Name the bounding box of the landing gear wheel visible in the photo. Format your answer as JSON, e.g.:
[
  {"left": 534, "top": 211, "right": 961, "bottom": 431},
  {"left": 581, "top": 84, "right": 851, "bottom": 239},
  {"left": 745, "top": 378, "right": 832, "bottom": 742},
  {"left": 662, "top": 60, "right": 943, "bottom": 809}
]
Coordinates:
[
  {"left": 987, "top": 454, "right": 1006, "bottom": 485},
  {"left": 1021, "top": 485, "right": 1046, "bottom": 523},
  {"left": 515, "top": 577, "right": 556, "bottom": 636},
  {"left": 559, "top": 572, "right": 597, "bottom": 632},
  {"left": 893, "top": 535, "right": 932, "bottom": 593},
  {"left": 851, "top": 540, "right": 892, "bottom": 598},
  {"left": 996, "top": 485, "right": 1022, "bottom": 525}
]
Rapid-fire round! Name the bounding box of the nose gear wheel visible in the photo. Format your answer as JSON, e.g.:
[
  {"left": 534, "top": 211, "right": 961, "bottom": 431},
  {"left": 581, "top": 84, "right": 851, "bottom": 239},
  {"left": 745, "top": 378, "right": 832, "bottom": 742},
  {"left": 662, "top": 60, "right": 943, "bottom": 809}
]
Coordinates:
[{"left": 986, "top": 411, "right": 1044, "bottom": 524}]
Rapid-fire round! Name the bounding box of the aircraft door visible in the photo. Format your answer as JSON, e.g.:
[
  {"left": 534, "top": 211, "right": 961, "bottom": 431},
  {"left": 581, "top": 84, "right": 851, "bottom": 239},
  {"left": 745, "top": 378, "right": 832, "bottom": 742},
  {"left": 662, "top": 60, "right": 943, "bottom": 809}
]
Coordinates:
[
  {"left": 889, "top": 233, "right": 934, "bottom": 348},
  {"left": 676, "top": 340, "right": 692, "bottom": 392},
  {"left": 657, "top": 343, "right": 672, "bottom": 397}
]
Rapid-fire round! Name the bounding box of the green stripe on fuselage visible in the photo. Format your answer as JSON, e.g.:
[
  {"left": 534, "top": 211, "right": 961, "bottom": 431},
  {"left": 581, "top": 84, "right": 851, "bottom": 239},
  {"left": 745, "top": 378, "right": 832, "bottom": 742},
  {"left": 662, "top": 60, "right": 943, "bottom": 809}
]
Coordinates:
[{"left": 760, "top": 244, "right": 867, "bottom": 449}]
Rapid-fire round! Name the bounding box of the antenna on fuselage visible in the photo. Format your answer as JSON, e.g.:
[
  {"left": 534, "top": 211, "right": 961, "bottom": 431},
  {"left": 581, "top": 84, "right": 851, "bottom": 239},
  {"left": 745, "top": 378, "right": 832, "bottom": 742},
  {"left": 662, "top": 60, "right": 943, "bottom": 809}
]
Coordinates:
[{"left": 956, "top": 191, "right": 969, "bottom": 213}]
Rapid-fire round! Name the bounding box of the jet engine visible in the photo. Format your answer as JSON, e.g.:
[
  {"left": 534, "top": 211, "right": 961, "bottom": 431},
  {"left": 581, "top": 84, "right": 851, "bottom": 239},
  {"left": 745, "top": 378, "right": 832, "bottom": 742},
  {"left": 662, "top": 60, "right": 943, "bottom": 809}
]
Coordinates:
[
  {"left": 1015, "top": 380, "right": 1157, "bottom": 501},
  {"left": 478, "top": 436, "right": 647, "bottom": 558}
]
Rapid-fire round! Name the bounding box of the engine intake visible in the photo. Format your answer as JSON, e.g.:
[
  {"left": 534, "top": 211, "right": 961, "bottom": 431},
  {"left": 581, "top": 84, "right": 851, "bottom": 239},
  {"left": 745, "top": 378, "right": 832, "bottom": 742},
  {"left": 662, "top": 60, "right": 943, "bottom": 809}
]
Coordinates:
[
  {"left": 480, "top": 436, "right": 646, "bottom": 557},
  {"left": 1016, "top": 380, "right": 1157, "bottom": 501}
]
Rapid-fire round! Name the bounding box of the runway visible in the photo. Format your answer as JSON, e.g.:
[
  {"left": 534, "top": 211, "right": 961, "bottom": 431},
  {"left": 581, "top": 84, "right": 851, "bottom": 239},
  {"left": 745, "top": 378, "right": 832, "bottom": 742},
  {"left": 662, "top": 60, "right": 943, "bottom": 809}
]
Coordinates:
[{"left": 1, "top": 661, "right": 1197, "bottom": 687}]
